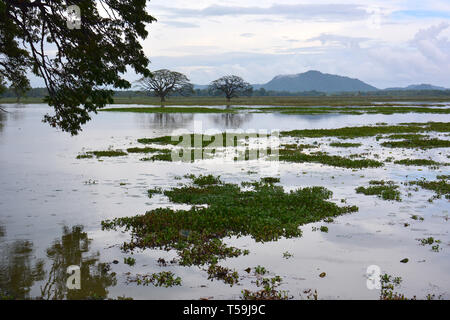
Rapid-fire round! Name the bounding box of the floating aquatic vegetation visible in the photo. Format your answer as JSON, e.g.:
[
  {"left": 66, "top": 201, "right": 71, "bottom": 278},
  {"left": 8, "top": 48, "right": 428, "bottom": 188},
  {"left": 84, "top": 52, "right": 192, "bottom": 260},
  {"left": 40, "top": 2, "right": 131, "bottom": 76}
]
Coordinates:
[
  {"left": 329, "top": 142, "right": 362, "bottom": 148},
  {"left": 126, "top": 271, "right": 182, "bottom": 287},
  {"left": 281, "top": 122, "right": 450, "bottom": 139},
  {"left": 279, "top": 149, "right": 383, "bottom": 169},
  {"left": 123, "top": 257, "right": 136, "bottom": 266},
  {"left": 241, "top": 272, "right": 290, "bottom": 300},
  {"left": 394, "top": 159, "right": 444, "bottom": 166},
  {"left": 207, "top": 265, "right": 239, "bottom": 286},
  {"left": 85, "top": 150, "right": 128, "bottom": 158},
  {"left": 102, "top": 175, "right": 358, "bottom": 285},
  {"left": 380, "top": 274, "right": 408, "bottom": 300},
  {"left": 147, "top": 187, "right": 163, "bottom": 198},
  {"left": 76, "top": 154, "right": 94, "bottom": 159},
  {"left": 126, "top": 147, "right": 171, "bottom": 154},
  {"left": 418, "top": 237, "right": 442, "bottom": 252},
  {"left": 409, "top": 176, "right": 450, "bottom": 200},
  {"left": 356, "top": 180, "right": 401, "bottom": 201},
  {"left": 383, "top": 134, "right": 429, "bottom": 140},
  {"left": 381, "top": 138, "right": 450, "bottom": 149}
]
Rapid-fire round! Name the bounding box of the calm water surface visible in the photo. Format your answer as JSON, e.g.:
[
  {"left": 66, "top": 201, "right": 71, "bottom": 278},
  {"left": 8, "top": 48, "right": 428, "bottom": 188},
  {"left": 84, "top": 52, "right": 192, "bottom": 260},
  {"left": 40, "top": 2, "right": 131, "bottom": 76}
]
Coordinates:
[{"left": 0, "top": 104, "right": 449, "bottom": 299}]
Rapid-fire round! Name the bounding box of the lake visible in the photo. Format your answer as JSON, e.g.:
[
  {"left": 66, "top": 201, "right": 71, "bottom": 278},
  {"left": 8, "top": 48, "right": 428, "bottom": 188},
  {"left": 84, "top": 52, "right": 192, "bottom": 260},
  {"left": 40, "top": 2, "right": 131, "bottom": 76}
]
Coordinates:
[{"left": 0, "top": 104, "right": 449, "bottom": 300}]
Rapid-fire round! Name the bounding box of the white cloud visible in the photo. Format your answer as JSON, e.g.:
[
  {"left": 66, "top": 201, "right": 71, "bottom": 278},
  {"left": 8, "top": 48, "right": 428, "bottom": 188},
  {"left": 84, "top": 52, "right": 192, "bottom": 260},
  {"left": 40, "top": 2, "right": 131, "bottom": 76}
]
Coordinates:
[{"left": 154, "top": 3, "right": 370, "bottom": 21}]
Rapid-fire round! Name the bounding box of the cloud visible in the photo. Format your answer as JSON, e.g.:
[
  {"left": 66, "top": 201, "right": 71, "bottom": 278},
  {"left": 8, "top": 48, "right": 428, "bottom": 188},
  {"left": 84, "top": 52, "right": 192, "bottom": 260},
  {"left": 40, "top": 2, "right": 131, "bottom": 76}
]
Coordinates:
[
  {"left": 159, "top": 21, "right": 199, "bottom": 28},
  {"left": 391, "top": 10, "right": 450, "bottom": 19},
  {"left": 411, "top": 22, "right": 450, "bottom": 65},
  {"left": 154, "top": 4, "right": 370, "bottom": 21},
  {"left": 308, "top": 34, "right": 371, "bottom": 48},
  {"left": 240, "top": 33, "right": 255, "bottom": 38}
]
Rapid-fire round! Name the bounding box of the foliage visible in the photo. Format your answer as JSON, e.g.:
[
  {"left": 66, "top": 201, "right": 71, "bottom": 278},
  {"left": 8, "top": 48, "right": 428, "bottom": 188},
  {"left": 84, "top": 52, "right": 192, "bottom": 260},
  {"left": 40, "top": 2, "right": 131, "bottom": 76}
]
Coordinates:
[
  {"left": 209, "top": 75, "right": 253, "bottom": 102},
  {"left": 0, "top": 0, "right": 156, "bottom": 134},
  {"left": 137, "top": 69, "right": 193, "bottom": 103}
]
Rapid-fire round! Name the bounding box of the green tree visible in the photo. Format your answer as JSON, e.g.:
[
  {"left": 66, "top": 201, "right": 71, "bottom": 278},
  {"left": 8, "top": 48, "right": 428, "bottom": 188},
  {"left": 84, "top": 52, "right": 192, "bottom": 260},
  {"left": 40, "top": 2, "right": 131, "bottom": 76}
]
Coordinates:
[
  {"left": 209, "top": 75, "right": 253, "bottom": 103},
  {"left": 0, "top": 1, "right": 156, "bottom": 134},
  {"left": 137, "top": 69, "right": 193, "bottom": 105},
  {"left": 0, "top": 76, "right": 6, "bottom": 96},
  {"left": 9, "top": 72, "right": 31, "bottom": 102}
]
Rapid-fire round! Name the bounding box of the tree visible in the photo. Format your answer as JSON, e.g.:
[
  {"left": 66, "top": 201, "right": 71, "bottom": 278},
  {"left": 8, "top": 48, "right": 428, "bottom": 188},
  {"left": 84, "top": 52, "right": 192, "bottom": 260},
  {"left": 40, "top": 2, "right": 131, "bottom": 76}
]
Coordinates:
[
  {"left": 9, "top": 72, "right": 31, "bottom": 102},
  {"left": 0, "top": 1, "right": 156, "bottom": 135},
  {"left": 137, "top": 69, "right": 193, "bottom": 105},
  {"left": 209, "top": 75, "right": 253, "bottom": 102},
  {"left": 0, "top": 75, "right": 5, "bottom": 96}
]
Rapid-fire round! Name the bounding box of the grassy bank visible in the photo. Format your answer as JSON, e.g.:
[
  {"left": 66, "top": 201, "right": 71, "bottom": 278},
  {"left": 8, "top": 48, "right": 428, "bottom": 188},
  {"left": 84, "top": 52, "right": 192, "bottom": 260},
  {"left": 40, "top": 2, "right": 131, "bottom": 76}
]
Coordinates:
[{"left": 2, "top": 95, "right": 450, "bottom": 107}]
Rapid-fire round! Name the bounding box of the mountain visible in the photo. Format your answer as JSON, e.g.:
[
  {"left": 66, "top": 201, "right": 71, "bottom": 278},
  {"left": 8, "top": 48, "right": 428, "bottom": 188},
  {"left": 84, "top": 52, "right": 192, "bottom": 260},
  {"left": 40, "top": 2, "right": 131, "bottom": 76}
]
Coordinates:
[
  {"left": 193, "top": 84, "right": 209, "bottom": 90},
  {"left": 259, "top": 70, "right": 378, "bottom": 93},
  {"left": 385, "top": 84, "right": 447, "bottom": 91}
]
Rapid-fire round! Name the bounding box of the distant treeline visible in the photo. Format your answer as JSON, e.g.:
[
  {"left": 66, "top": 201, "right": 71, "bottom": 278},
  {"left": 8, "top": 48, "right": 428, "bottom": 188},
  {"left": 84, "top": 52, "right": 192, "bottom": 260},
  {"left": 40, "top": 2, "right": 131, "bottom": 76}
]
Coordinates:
[{"left": 2, "top": 87, "right": 450, "bottom": 98}]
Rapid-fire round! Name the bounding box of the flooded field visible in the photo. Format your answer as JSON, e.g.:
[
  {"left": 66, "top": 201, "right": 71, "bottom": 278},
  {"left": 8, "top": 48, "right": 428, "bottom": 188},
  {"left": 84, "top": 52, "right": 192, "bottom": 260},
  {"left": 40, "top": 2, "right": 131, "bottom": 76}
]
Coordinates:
[{"left": 0, "top": 104, "right": 449, "bottom": 300}]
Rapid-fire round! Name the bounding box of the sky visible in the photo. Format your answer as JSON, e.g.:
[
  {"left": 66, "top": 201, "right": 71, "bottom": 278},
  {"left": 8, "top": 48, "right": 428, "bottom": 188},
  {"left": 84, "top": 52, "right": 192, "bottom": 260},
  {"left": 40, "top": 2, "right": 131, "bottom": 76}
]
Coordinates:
[
  {"left": 30, "top": 0, "right": 450, "bottom": 89},
  {"left": 140, "top": 0, "right": 450, "bottom": 89}
]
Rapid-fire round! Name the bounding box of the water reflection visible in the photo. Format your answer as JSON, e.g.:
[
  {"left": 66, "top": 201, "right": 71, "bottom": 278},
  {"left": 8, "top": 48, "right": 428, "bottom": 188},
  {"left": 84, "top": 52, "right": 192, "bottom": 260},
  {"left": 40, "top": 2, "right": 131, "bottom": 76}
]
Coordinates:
[
  {"left": 0, "top": 240, "right": 45, "bottom": 299},
  {"left": 211, "top": 113, "right": 253, "bottom": 128},
  {"left": 137, "top": 113, "right": 194, "bottom": 130},
  {"left": 0, "top": 225, "right": 116, "bottom": 300},
  {"left": 40, "top": 225, "right": 116, "bottom": 300},
  {"left": 0, "top": 109, "right": 5, "bottom": 134}
]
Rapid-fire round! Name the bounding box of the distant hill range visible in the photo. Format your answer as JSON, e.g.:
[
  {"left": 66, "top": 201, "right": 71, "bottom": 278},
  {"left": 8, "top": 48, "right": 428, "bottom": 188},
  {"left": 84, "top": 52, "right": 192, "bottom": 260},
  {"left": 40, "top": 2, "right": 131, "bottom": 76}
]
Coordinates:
[
  {"left": 254, "top": 70, "right": 378, "bottom": 93},
  {"left": 384, "top": 84, "right": 448, "bottom": 91},
  {"left": 194, "top": 71, "right": 448, "bottom": 93}
]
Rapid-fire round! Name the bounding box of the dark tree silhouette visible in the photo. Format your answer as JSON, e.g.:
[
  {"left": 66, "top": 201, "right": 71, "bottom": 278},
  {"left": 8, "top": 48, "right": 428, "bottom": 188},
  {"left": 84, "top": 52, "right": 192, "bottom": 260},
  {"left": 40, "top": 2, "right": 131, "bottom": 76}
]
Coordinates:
[
  {"left": 209, "top": 75, "right": 253, "bottom": 103},
  {"left": 137, "top": 69, "right": 193, "bottom": 105},
  {"left": 0, "top": 1, "right": 156, "bottom": 134},
  {"left": 9, "top": 72, "right": 31, "bottom": 102}
]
